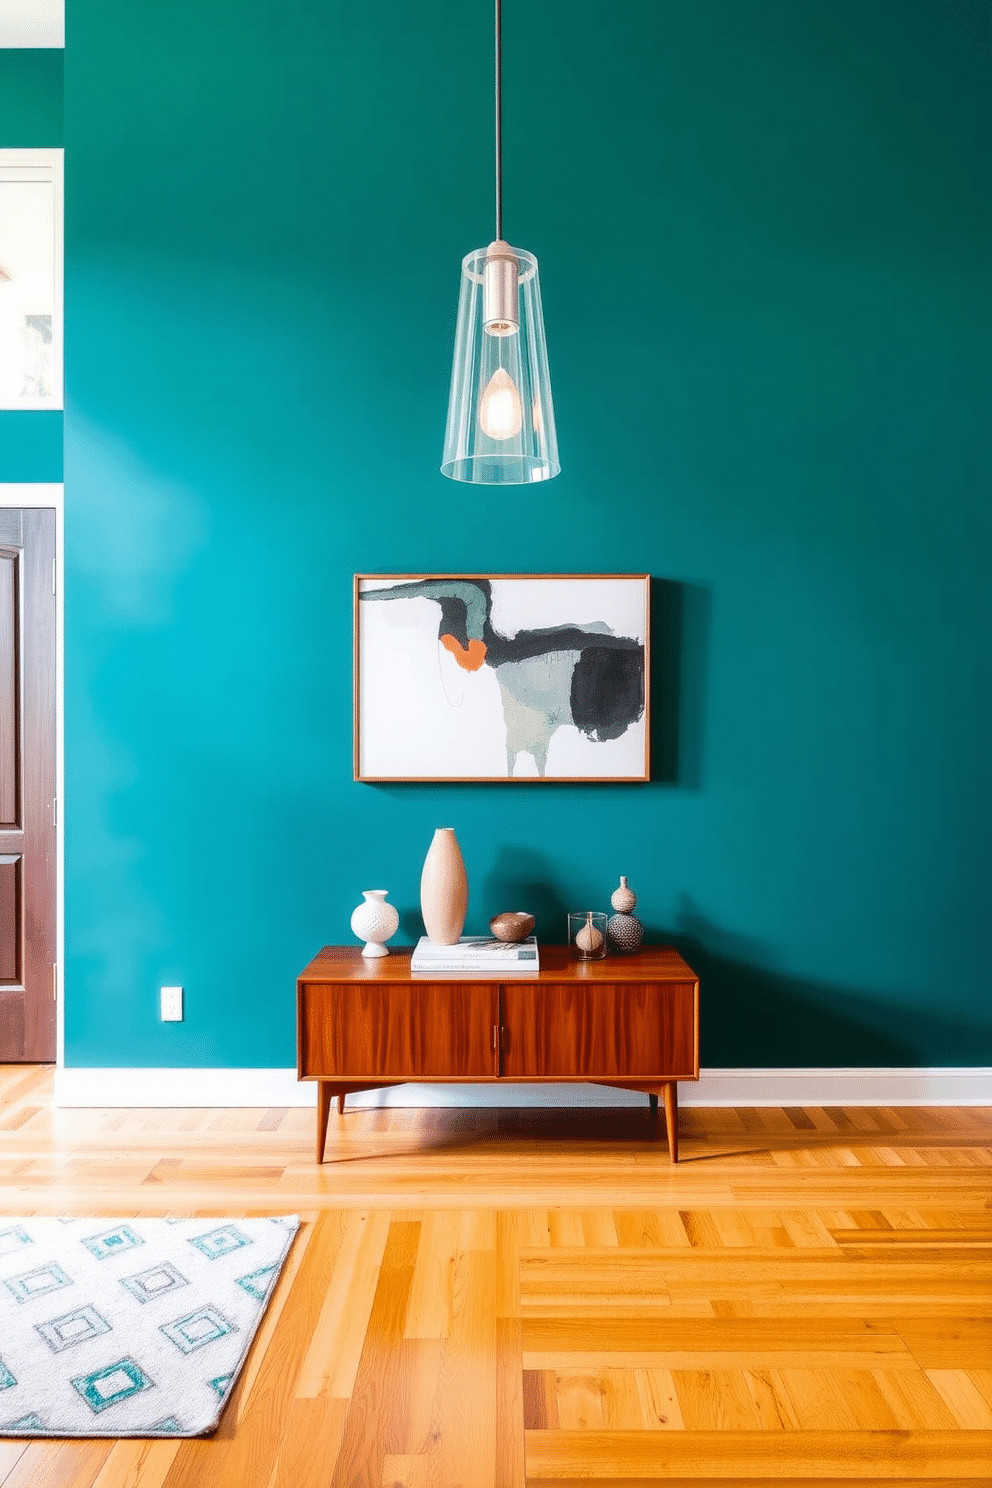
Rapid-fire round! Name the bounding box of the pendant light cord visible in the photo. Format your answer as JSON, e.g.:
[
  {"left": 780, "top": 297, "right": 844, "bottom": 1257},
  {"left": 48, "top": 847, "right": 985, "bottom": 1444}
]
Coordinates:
[{"left": 494, "top": 0, "right": 503, "bottom": 241}]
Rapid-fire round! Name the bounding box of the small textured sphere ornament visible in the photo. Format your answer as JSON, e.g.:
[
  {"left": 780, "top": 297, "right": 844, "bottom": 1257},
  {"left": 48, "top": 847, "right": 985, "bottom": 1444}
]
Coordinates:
[
  {"left": 610, "top": 875, "right": 637, "bottom": 913},
  {"left": 607, "top": 911, "right": 644, "bottom": 953},
  {"left": 350, "top": 889, "right": 400, "bottom": 958}
]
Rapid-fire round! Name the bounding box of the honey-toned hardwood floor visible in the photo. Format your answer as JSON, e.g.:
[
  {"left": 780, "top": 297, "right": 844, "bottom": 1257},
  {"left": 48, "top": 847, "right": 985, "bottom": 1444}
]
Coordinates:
[{"left": 0, "top": 1066, "right": 989, "bottom": 1487}]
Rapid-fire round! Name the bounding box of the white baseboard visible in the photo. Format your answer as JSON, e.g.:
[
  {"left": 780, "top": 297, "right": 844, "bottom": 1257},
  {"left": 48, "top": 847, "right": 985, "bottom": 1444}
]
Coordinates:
[{"left": 53, "top": 1066, "right": 992, "bottom": 1109}]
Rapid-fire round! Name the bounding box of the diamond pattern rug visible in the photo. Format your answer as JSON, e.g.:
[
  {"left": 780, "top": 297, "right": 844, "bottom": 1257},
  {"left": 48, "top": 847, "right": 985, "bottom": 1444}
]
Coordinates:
[{"left": 0, "top": 1215, "right": 299, "bottom": 1436}]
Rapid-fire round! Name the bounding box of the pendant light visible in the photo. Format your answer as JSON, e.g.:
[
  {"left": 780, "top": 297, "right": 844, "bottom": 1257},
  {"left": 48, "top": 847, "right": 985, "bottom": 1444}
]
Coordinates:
[{"left": 441, "top": 0, "right": 560, "bottom": 484}]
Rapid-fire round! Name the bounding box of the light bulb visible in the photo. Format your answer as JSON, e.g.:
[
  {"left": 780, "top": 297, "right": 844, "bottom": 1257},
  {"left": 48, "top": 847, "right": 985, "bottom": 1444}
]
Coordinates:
[{"left": 479, "top": 367, "right": 523, "bottom": 440}]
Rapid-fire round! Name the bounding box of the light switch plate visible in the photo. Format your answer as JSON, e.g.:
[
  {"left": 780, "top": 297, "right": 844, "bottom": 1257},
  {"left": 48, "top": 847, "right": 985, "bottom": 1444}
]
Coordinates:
[{"left": 160, "top": 986, "right": 183, "bottom": 1021}]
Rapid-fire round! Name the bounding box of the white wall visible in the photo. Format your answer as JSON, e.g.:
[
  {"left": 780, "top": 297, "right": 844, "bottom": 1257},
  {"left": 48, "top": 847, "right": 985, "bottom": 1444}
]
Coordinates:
[{"left": 0, "top": 1, "right": 64, "bottom": 47}]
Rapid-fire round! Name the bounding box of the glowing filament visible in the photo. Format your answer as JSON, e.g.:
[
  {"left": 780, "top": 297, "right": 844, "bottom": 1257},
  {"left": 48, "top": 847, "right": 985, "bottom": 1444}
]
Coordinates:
[{"left": 479, "top": 367, "right": 523, "bottom": 440}]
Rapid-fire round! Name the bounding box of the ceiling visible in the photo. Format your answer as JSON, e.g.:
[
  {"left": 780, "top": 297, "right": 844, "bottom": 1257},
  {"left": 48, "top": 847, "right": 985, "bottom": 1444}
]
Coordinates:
[{"left": 0, "top": 0, "right": 64, "bottom": 47}]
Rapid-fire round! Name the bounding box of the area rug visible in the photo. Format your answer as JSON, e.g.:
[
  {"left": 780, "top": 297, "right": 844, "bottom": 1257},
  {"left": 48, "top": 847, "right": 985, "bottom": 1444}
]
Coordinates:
[{"left": 0, "top": 1215, "right": 299, "bottom": 1436}]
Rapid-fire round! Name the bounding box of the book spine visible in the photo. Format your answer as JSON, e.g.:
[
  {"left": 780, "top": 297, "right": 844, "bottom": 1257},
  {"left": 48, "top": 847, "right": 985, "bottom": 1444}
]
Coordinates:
[{"left": 411, "top": 960, "right": 540, "bottom": 973}]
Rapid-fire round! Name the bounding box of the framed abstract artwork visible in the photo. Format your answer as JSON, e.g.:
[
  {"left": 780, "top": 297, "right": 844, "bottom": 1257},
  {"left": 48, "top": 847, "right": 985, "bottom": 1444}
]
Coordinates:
[{"left": 354, "top": 574, "right": 650, "bottom": 782}]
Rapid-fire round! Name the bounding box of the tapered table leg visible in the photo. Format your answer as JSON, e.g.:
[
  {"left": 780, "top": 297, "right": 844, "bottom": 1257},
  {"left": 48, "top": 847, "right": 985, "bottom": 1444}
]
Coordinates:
[
  {"left": 316, "top": 1081, "right": 332, "bottom": 1163},
  {"left": 662, "top": 1081, "right": 678, "bottom": 1163},
  {"left": 337, "top": 1092, "right": 346, "bottom": 1115}
]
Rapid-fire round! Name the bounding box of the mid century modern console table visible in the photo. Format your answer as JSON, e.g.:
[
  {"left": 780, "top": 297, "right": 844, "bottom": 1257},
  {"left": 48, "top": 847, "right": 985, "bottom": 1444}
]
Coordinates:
[{"left": 297, "top": 944, "right": 699, "bottom": 1163}]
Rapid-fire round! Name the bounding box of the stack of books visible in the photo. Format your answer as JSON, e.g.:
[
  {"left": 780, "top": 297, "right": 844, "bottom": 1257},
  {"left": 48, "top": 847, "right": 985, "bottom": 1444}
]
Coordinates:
[{"left": 410, "top": 935, "right": 540, "bottom": 973}]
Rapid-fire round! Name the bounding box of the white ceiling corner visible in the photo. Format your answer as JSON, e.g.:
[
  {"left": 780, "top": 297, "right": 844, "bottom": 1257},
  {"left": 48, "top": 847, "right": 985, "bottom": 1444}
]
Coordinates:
[{"left": 0, "top": 0, "right": 64, "bottom": 48}]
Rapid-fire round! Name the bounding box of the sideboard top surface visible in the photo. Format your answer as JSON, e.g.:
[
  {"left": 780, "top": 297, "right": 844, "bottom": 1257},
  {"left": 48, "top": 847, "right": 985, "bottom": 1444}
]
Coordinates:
[{"left": 299, "top": 945, "right": 697, "bottom": 984}]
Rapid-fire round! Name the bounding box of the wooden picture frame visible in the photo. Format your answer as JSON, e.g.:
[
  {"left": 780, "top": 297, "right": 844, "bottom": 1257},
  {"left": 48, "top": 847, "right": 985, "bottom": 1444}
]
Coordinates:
[{"left": 354, "top": 574, "right": 650, "bottom": 782}]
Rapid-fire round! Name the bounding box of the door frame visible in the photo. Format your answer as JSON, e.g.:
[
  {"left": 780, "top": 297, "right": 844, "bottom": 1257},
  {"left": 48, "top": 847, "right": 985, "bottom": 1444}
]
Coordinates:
[{"left": 0, "top": 484, "right": 63, "bottom": 1066}]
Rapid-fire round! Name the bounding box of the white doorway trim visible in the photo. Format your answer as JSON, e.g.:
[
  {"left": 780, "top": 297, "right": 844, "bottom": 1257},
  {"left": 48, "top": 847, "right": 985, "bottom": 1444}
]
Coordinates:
[{"left": 0, "top": 483, "right": 63, "bottom": 1066}]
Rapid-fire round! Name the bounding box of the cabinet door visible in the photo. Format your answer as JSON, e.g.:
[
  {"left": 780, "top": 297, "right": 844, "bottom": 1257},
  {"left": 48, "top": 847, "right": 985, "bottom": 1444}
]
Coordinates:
[
  {"left": 300, "top": 981, "right": 498, "bottom": 1079},
  {"left": 501, "top": 981, "right": 697, "bottom": 1080}
]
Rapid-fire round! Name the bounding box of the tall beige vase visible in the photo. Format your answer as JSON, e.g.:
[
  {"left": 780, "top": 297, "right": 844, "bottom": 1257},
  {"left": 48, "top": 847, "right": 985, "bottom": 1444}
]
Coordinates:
[{"left": 420, "top": 827, "right": 468, "bottom": 945}]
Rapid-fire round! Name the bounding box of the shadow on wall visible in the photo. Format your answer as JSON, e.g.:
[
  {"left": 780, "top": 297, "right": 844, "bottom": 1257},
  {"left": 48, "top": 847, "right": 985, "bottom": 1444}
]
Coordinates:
[
  {"left": 481, "top": 847, "right": 572, "bottom": 935},
  {"left": 391, "top": 846, "right": 570, "bottom": 945},
  {"left": 664, "top": 897, "right": 984, "bottom": 1067},
  {"left": 397, "top": 845, "right": 571, "bottom": 944},
  {"left": 395, "top": 857, "right": 983, "bottom": 1066},
  {"left": 650, "top": 578, "right": 711, "bottom": 789}
]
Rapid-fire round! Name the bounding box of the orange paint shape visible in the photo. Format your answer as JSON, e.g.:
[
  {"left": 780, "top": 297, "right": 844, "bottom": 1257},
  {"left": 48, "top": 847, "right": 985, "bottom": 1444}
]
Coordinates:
[{"left": 440, "top": 635, "right": 488, "bottom": 672}]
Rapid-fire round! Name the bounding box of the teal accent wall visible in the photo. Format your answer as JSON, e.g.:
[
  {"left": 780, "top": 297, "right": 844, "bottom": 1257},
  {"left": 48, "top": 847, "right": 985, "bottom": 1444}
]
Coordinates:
[
  {"left": 0, "top": 413, "right": 63, "bottom": 479},
  {"left": 53, "top": 0, "right": 992, "bottom": 1066},
  {"left": 0, "top": 49, "right": 63, "bottom": 145}
]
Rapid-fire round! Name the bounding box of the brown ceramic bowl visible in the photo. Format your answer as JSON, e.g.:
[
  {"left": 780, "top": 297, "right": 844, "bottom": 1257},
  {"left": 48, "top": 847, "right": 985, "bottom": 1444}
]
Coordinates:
[{"left": 489, "top": 911, "right": 536, "bottom": 943}]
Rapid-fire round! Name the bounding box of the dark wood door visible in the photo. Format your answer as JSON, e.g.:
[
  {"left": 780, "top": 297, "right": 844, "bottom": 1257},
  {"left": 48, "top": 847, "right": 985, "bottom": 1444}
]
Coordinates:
[
  {"left": 299, "top": 981, "right": 499, "bottom": 1079},
  {"left": 500, "top": 980, "right": 697, "bottom": 1080},
  {"left": 0, "top": 508, "right": 56, "bottom": 1061}
]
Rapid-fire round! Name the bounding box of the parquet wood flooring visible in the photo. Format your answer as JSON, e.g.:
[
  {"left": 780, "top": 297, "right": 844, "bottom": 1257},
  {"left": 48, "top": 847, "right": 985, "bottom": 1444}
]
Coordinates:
[{"left": 0, "top": 1065, "right": 989, "bottom": 1485}]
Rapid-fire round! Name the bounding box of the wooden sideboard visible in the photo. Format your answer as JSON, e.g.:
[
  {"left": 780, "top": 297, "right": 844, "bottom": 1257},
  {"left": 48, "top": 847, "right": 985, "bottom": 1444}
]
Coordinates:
[{"left": 297, "top": 945, "right": 699, "bottom": 1163}]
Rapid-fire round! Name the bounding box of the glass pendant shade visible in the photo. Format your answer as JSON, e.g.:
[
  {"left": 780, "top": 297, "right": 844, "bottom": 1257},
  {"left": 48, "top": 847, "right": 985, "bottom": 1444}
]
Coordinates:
[{"left": 441, "top": 242, "right": 560, "bottom": 484}]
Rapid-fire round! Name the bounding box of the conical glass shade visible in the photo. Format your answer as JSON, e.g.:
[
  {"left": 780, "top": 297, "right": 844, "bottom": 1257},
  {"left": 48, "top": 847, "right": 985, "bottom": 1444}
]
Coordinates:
[{"left": 441, "top": 243, "right": 560, "bottom": 484}]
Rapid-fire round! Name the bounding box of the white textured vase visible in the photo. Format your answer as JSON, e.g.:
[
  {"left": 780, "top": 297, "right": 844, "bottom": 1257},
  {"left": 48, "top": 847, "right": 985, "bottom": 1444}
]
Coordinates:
[
  {"left": 420, "top": 828, "right": 468, "bottom": 945},
  {"left": 350, "top": 889, "right": 400, "bottom": 958}
]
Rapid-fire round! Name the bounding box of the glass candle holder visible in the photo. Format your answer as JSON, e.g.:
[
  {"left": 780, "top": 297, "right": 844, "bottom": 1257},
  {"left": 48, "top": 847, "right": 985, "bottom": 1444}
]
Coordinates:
[{"left": 568, "top": 911, "right": 608, "bottom": 959}]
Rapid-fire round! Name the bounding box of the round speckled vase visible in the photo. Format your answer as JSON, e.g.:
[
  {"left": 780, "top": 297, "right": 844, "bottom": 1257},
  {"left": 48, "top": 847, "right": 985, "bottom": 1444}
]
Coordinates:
[
  {"left": 350, "top": 890, "right": 400, "bottom": 958},
  {"left": 606, "top": 911, "right": 644, "bottom": 953}
]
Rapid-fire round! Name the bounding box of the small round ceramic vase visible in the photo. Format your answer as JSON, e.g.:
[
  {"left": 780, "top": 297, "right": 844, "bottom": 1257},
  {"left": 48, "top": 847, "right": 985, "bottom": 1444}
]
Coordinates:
[
  {"left": 606, "top": 911, "right": 644, "bottom": 953},
  {"left": 350, "top": 889, "right": 400, "bottom": 958},
  {"left": 420, "top": 827, "right": 469, "bottom": 945},
  {"left": 611, "top": 875, "right": 637, "bottom": 913}
]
